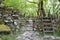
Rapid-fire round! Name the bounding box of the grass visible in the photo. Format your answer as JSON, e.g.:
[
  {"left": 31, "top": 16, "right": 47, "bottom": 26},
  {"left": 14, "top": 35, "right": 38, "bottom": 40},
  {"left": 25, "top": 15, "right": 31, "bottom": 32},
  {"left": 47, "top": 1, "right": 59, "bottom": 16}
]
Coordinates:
[
  {"left": 55, "top": 31, "right": 60, "bottom": 37},
  {"left": 2, "top": 35, "right": 15, "bottom": 40}
]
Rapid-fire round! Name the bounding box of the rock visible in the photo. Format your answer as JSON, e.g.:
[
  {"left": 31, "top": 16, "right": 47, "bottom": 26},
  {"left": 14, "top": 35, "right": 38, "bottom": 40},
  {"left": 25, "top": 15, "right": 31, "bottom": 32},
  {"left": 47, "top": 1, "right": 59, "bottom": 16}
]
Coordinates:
[{"left": 55, "top": 37, "right": 60, "bottom": 40}]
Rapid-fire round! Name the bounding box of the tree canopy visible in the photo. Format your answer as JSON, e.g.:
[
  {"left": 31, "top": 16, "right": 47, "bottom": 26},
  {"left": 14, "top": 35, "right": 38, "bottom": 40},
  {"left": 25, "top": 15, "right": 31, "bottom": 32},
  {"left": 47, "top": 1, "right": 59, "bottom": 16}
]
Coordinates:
[{"left": 2, "top": 0, "right": 60, "bottom": 17}]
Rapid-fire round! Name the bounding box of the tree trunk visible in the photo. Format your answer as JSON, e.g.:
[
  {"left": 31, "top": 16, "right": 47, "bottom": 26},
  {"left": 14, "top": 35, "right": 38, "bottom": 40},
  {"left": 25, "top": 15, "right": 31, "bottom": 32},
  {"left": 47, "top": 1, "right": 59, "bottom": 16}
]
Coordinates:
[{"left": 37, "top": 0, "right": 45, "bottom": 18}]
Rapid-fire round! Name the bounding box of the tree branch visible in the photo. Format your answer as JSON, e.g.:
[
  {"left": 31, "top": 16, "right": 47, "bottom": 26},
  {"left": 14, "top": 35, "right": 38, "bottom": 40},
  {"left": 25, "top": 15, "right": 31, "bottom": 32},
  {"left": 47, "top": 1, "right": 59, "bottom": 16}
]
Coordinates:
[{"left": 27, "top": 0, "right": 38, "bottom": 4}]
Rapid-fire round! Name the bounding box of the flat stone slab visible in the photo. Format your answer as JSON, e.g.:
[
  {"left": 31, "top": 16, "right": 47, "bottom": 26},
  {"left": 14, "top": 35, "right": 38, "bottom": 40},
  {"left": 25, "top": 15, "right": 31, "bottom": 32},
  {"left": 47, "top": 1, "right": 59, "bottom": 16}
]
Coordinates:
[{"left": 16, "top": 31, "right": 43, "bottom": 40}]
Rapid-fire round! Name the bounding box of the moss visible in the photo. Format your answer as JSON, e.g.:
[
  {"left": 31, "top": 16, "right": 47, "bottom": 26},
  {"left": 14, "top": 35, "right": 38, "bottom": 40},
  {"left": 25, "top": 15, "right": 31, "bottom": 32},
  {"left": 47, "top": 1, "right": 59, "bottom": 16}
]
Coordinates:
[
  {"left": 0, "top": 24, "right": 10, "bottom": 31},
  {"left": 0, "top": 19, "right": 3, "bottom": 24}
]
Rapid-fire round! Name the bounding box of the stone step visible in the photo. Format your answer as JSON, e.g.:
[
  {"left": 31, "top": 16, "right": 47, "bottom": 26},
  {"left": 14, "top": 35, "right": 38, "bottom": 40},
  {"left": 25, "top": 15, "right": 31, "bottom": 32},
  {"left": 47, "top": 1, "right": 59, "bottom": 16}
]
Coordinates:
[
  {"left": 43, "top": 17, "right": 51, "bottom": 19},
  {"left": 43, "top": 23, "right": 52, "bottom": 25},
  {"left": 42, "top": 20, "right": 51, "bottom": 22},
  {"left": 44, "top": 27, "right": 53, "bottom": 29},
  {"left": 44, "top": 28, "right": 53, "bottom": 31},
  {"left": 44, "top": 31, "right": 53, "bottom": 33},
  {"left": 42, "top": 19, "right": 51, "bottom": 21},
  {"left": 43, "top": 25, "right": 52, "bottom": 27}
]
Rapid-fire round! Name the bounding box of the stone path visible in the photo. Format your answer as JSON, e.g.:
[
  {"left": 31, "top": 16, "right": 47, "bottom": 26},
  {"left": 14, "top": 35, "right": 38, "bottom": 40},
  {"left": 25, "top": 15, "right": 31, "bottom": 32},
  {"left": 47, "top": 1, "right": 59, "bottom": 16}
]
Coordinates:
[
  {"left": 16, "top": 19, "right": 60, "bottom": 40},
  {"left": 16, "top": 19, "right": 43, "bottom": 40}
]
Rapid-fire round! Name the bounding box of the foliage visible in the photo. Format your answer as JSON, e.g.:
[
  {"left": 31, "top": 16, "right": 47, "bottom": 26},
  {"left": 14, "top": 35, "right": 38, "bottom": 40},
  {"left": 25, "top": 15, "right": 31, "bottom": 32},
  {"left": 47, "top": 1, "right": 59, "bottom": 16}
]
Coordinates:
[
  {"left": 2, "top": 35, "right": 15, "bottom": 40},
  {"left": 2, "top": 0, "right": 60, "bottom": 17},
  {"left": 3, "top": 0, "right": 38, "bottom": 17},
  {"left": 44, "top": 0, "right": 60, "bottom": 16}
]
